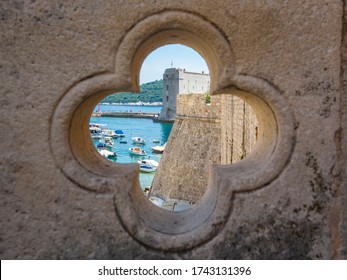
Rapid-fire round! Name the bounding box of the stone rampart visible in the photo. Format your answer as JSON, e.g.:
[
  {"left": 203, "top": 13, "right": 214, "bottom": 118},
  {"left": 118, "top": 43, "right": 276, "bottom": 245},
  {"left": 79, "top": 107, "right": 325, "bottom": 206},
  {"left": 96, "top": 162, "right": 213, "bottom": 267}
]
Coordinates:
[
  {"left": 151, "top": 93, "right": 258, "bottom": 203},
  {"left": 220, "top": 95, "right": 258, "bottom": 164},
  {"left": 151, "top": 94, "right": 221, "bottom": 203}
]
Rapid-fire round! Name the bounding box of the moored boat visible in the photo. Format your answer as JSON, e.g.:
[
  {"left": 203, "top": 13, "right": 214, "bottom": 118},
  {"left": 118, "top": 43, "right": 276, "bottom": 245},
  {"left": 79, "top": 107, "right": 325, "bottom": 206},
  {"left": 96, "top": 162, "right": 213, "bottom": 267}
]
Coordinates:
[
  {"left": 137, "top": 159, "right": 159, "bottom": 172},
  {"left": 98, "top": 149, "right": 117, "bottom": 158},
  {"left": 132, "top": 136, "right": 145, "bottom": 144},
  {"left": 99, "top": 136, "right": 114, "bottom": 147},
  {"left": 101, "top": 129, "right": 117, "bottom": 138},
  {"left": 89, "top": 126, "right": 102, "bottom": 139},
  {"left": 115, "top": 129, "right": 125, "bottom": 137},
  {"left": 129, "top": 147, "right": 147, "bottom": 156},
  {"left": 151, "top": 142, "right": 166, "bottom": 154}
]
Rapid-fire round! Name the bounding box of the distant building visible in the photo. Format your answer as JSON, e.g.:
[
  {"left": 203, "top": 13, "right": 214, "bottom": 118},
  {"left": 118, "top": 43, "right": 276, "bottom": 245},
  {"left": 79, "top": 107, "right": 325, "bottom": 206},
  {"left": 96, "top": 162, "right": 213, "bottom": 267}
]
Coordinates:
[{"left": 157, "top": 68, "right": 210, "bottom": 122}]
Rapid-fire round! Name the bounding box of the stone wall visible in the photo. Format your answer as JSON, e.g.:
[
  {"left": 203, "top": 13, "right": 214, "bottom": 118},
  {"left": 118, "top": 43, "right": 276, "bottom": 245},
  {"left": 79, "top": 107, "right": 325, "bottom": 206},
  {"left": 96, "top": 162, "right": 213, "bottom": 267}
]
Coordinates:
[
  {"left": 151, "top": 94, "right": 221, "bottom": 203},
  {"left": 340, "top": 0, "right": 347, "bottom": 258},
  {"left": 220, "top": 95, "right": 258, "bottom": 164},
  {"left": 151, "top": 93, "right": 258, "bottom": 203},
  {"left": 0, "top": 0, "right": 346, "bottom": 259}
]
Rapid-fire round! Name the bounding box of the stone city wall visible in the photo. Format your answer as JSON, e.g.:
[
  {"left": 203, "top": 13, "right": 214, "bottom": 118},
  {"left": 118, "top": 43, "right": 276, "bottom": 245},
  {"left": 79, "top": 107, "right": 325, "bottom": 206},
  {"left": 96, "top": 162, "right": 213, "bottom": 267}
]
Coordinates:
[
  {"left": 220, "top": 95, "right": 258, "bottom": 164},
  {"left": 151, "top": 93, "right": 258, "bottom": 203},
  {"left": 151, "top": 93, "right": 221, "bottom": 203}
]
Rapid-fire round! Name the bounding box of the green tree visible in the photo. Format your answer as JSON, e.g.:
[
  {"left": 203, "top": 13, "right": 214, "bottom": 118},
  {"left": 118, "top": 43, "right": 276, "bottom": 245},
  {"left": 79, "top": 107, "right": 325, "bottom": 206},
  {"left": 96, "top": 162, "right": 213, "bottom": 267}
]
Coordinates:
[{"left": 102, "top": 80, "right": 163, "bottom": 103}]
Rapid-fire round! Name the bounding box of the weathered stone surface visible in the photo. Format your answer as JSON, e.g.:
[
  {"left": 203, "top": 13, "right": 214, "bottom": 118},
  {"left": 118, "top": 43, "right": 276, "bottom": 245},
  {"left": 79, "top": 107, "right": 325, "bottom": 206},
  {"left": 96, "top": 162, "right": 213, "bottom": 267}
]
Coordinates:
[
  {"left": 151, "top": 94, "right": 222, "bottom": 203},
  {"left": 0, "top": 0, "right": 346, "bottom": 259},
  {"left": 151, "top": 93, "right": 257, "bottom": 203}
]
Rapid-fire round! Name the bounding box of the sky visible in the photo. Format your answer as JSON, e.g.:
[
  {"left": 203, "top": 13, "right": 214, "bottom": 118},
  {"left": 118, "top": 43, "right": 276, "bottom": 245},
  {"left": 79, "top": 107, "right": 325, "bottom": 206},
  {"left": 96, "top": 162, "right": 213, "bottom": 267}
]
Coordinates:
[{"left": 139, "top": 44, "right": 209, "bottom": 84}]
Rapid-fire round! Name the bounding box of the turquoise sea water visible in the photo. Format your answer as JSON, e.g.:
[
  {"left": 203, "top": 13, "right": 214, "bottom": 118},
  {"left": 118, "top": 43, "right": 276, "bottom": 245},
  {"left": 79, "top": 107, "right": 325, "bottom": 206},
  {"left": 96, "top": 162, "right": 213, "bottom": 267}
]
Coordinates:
[
  {"left": 90, "top": 105, "right": 173, "bottom": 189},
  {"left": 95, "top": 104, "right": 162, "bottom": 113}
]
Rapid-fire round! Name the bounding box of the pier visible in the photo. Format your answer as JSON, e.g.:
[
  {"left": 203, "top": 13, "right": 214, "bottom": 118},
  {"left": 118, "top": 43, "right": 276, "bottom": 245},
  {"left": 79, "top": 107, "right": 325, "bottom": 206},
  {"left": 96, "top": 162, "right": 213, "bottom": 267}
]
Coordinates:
[{"left": 92, "top": 111, "right": 157, "bottom": 119}]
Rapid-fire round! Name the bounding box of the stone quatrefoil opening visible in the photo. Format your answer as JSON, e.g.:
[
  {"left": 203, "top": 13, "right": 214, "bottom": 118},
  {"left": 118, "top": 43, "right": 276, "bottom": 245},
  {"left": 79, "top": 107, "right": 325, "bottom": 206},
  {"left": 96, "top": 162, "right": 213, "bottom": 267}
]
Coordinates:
[{"left": 50, "top": 10, "right": 295, "bottom": 251}]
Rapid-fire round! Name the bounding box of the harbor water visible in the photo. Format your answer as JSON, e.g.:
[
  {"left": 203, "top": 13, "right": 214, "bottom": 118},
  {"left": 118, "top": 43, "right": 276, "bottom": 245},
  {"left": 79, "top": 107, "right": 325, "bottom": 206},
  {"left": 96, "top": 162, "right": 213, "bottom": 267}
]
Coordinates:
[{"left": 90, "top": 104, "right": 173, "bottom": 189}]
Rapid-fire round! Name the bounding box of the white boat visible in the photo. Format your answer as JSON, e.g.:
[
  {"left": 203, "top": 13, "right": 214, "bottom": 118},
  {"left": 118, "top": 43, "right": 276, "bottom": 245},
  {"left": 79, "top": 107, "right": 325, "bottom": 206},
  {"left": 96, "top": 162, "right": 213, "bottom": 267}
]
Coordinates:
[
  {"left": 89, "top": 126, "right": 102, "bottom": 139},
  {"left": 101, "top": 129, "right": 117, "bottom": 138},
  {"left": 129, "top": 147, "right": 147, "bottom": 156},
  {"left": 115, "top": 130, "right": 125, "bottom": 137},
  {"left": 151, "top": 142, "right": 166, "bottom": 154},
  {"left": 98, "top": 149, "right": 117, "bottom": 158},
  {"left": 98, "top": 136, "right": 114, "bottom": 147},
  {"left": 137, "top": 159, "right": 159, "bottom": 172},
  {"left": 132, "top": 137, "right": 145, "bottom": 144}
]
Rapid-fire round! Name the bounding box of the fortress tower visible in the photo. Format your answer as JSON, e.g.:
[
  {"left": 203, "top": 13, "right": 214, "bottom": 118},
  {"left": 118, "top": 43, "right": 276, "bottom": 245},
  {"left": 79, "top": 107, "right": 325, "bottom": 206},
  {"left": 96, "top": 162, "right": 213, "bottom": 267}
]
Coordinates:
[{"left": 157, "top": 68, "right": 210, "bottom": 121}]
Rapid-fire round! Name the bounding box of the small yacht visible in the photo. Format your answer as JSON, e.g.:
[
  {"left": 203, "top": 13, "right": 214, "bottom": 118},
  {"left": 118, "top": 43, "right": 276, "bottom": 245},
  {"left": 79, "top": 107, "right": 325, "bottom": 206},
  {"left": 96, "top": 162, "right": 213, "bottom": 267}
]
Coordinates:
[
  {"left": 132, "top": 137, "right": 145, "bottom": 144},
  {"left": 137, "top": 159, "right": 159, "bottom": 172},
  {"left": 89, "top": 126, "right": 102, "bottom": 139},
  {"left": 101, "top": 129, "right": 117, "bottom": 138},
  {"left": 129, "top": 147, "right": 146, "bottom": 156},
  {"left": 98, "top": 149, "right": 117, "bottom": 159},
  {"left": 98, "top": 136, "right": 114, "bottom": 147},
  {"left": 151, "top": 142, "right": 166, "bottom": 154},
  {"left": 115, "top": 129, "right": 125, "bottom": 137}
]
